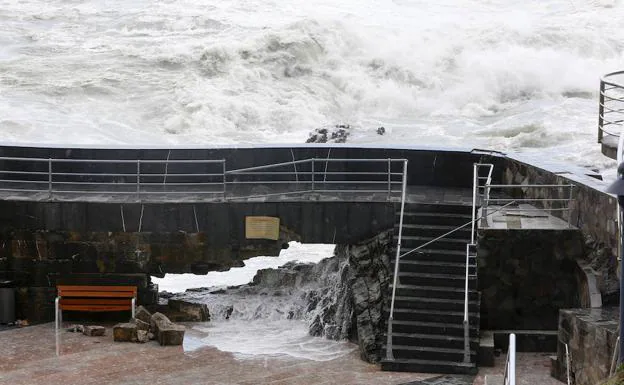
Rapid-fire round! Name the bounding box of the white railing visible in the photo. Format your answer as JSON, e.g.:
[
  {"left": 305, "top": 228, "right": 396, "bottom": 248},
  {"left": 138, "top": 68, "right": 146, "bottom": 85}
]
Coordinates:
[
  {"left": 471, "top": 164, "right": 494, "bottom": 243},
  {"left": 598, "top": 70, "right": 624, "bottom": 145},
  {"left": 0, "top": 156, "right": 408, "bottom": 203},
  {"left": 503, "top": 333, "right": 516, "bottom": 385}
]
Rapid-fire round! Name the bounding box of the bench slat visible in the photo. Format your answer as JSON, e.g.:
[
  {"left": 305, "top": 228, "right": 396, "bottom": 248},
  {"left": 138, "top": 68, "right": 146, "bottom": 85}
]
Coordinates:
[
  {"left": 60, "top": 305, "right": 132, "bottom": 312},
  {"left": 58, "top": 285, "right": 136, "bottom": 294},
  {"left": 61, "top": 298, "right": 133, "bottom": 306},
  {"left": 58, "top": 291, "right": 136, "bottom": 298}
]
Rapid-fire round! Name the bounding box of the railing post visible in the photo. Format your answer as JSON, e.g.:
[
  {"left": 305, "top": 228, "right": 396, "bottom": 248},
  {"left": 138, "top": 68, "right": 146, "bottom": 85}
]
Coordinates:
[
  {"left": 136, "top": 159, "right": 141, "bottom": 201},
  {"left": 567, "top": 185, "right": 574, "bottom": 228},
  {"left": 509, "top": 333, "right": 516, "bottom": 385},
  {"left": 386, "top": 159, "right": 408, "bottom": 361},
  {"left": 598, "top": 80, "right": 605, "bottom": 143},
  {"left": 48, "top": 158, "right": 52, "bottom": 199},
  {"left": 311, "top": 159, "right": 315, "bottom": 192},
  {"left": 463, "top": 243, "right": 471, "bottom": 363},
  {"left": 387, "top": 158, "right": 391, "bottom": 199},
  {"left": 222, "top": 160, "right": 227, "bottom": 200},
  {"left": 471, "top": 164, "right": 478, "bottom": 244}
]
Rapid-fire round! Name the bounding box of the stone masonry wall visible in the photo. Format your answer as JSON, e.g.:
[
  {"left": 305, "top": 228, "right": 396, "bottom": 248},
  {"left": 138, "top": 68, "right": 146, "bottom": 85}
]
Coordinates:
[
  {"left": 478, "top": 229, "right": 584, "bottom": 330},
  {"left": 502, "top": 158, "right": 619, "bottom": 302}
]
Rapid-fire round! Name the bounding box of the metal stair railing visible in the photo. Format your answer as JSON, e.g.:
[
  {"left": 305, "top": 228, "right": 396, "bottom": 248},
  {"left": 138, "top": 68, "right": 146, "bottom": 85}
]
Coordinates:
[{"left": 598, "top": 70, "right": 624, "bottom": 145}]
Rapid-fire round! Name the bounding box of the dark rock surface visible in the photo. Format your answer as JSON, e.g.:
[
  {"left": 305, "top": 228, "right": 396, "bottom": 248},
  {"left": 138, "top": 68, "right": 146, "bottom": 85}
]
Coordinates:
[
  {"left": 167, "top": 299, "right": 210, "bottom": 322},
  {"left": 306, "top": 124, "right": 351, "bottom": 143}
]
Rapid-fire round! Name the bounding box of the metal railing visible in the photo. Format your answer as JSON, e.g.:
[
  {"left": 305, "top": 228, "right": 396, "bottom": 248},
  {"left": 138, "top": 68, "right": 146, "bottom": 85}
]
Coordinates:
[
  {"left": 0, "top": 156, "right": 408, "bottom": 203},
  {"left": 503, "top": 333, "right": 516, "bottom": 385},
  {"left": 598, "top": 70, "right": 624, "bottom": 145},
  {"left": 483, "top": 183, "right": 575, "bottom": 226}
]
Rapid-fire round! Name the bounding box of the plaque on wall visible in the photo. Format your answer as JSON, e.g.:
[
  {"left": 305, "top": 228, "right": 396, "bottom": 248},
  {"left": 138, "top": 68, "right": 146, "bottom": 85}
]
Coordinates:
[{"left": 245, "top": 216, "right": 280, "bottom": 240}]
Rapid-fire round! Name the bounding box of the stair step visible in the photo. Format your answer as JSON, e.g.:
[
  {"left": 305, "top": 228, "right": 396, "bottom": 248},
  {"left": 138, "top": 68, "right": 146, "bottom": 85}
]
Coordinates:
[
  {"left": 393, "top": 259, "right": 477, "bottom": 275},
  {"left": 384, "top": 344, "right": 478, "bottom": 362},
  {"left": 390, "top": 332, "right": 480, "bottom": 350},
  {"left": 389, "top": 319, "right": 479, "bottom": 337},
  {"left": 394, "top": 248, "right": 466, "bottom": 263},
  {"left": 381, "top": 358, "right": 477, "bottom": 374},
  {"left": 390, "top": 284, "right": 479, "bottom": 301},
  {"left": 398, "top": 212, "right": 472, "bottom": 227},
  {"left": 391, "top": 308, "right": 479, "bottom": 324},
  {"left": 393, "top": 296, "right": 479, "bottom": 312},
  {"left": 395, "top": 224, "right": 472, "bottom": 238},
  {"left": 397, "top": 236, "right": 469, "bottom": 251},
  {"left": 396, "top": 272, "right": 476, "bottom": 287}
]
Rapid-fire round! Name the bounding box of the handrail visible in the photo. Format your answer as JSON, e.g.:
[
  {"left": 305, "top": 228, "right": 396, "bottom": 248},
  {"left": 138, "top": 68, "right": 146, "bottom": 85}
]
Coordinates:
[
  {"left": 565, "top": 342, "right": 571, "bottom": 385},
  {"left": 598, "top": 70, "right": 624, "bottom": 143},
  {"left": 472, "top": 163, "right": 494, "bottom": 244},
  {"left": 503, "top": 333, "right": 516, "bottom": 385},
  {"left": 386, "top": 200, "right": 517, "bottom": 361},
  {"left": 0, "top": 156, "right": 407, "bottom": 203},
  {"left": 386, "top": 159, "right": 408, "bottom": 360}
]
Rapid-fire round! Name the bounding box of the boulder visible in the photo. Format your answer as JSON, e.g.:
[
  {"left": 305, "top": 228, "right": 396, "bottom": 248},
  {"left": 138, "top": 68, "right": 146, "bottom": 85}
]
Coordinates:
[
  {"left": 158, "top": 324, "right": 186, "bottom": 346},
  {"left": 135, "top": 306, "right": 152, "bottom": 325},
  {"left": 150, "top": 312, "right": 172, "bottom": 334},
  {"left": 136, "top": 330, "right": 149, "bottom": 343},
  {"left": 167, "top": 299, "right": 210, "bottom": 322},
  {"left": 83, "top": 325, "right": 106, "bottom": 337},
  {"left": 134, "top": 318, "right": 150, "bottom": 331},
  {"left": 113, "top": 322, "right": 138, "bottom": 342}
]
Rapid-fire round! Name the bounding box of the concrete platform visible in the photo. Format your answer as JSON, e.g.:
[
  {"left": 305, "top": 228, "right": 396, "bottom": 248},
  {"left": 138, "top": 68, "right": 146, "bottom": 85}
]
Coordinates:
[
  {"left": 0, "top": 323, "right": 562, "bottom": 385},
  {"left": 480, "top": 204, "right": 574, "bottom": 230}
]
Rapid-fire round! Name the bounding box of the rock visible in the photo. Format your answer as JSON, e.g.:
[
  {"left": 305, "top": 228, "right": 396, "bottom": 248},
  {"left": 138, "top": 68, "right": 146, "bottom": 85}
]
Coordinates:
[
  {"left": 148, "top": 332, "right": 156, "bottom": 340},
  {"left": 136, "top": 330, "right": 149, "bottom": 343},
  {"left": 376, "top": 126, "right": 385, "bottom": 135},
  {"left": 306, "top": 124, "right": 351, "bottom": 143},
  {"left": 225, "top": 306, "right": 233, "bottom": 320},
  {"left": 167, "top": 299, "right": 210, "bottom": 322},
  {"left": 134, "top": 318, "right": 150, "bottom": 331},
  {"left": 150, "top": 312, "right": 173, "bottom": 335},
  {"left": 135, "top": 305, "right": 152, "bottom": 324},
  {"left": 83, "top": 325, "right": 105, "bottom": 337},
  {"left": 158, "top": 324, "right": 186, "bottom": 346},
  {"left": 66, "top": 324, "right": 84, "bottom": 333},
  {"left": 113, "top": 322, "right": 138, "bottom": 342}
]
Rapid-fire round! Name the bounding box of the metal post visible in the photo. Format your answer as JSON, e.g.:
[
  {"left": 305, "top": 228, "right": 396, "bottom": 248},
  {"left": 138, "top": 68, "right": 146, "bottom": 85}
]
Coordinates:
[
  {"left": 136, "top": 159, "right": 141, "bottom": 200},
  {"left": 387, "top": 158, "right": 391, "bottom": 198},
  {"left": 48, "top": 158, "right": 52, "bottom": 199},
  {"left": 311, "top": 159, "right": 315, "bottom": 192},
  {"left": 386, "top": 159, "right": 408, "bottom": 361},
  {"left": 567, "top": 185, "right": 574, "bottom": 228},
  {"left": 598, "top": 80, "right": 605, "bottom": 143},
  {"left": 471, "top": 164, "right": 478, "bottom": 244},
  {"left": 463, "top": 243, "right": 471, "bottom": 363},
  {"left": 222, "top": 160, "right": 227, "bottom": 199},
  {"left": 620, "top": 195, "right": 624, "bottom": 365},
  {"left": 509, "top": 333, "right": 516, "bottom": 385}
]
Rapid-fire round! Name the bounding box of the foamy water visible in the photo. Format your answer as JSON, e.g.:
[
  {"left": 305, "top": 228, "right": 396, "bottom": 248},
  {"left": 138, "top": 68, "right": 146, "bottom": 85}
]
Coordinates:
[{"left": 1, "top": 0, "right": 623, "bottom": 171}]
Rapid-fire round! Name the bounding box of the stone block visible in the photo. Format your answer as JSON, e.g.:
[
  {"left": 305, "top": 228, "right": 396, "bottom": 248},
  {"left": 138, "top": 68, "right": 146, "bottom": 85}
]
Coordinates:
[
  {"left": 158, "top": 324, "right": 186, "bottom": 346},
  {"left": 134, "top": 318, "right": 150, "bottom": 331},
  {"left": 150, "top": 312, "right": 172, "bottom": 334},
  {"left": 83, "top": 325, "right": 105, "bottom": 337},
  {"left": 113, "top": 322, "right": 137, "bottom": 342},
  {"left": 135, "top": 305, "right": 152, "bottom": 324},
  {"left": 167, "top": 299, "right": 210, "bottom": 322},
  {"left": 136, "top": 330, "right": 149, "bottom": 343}
]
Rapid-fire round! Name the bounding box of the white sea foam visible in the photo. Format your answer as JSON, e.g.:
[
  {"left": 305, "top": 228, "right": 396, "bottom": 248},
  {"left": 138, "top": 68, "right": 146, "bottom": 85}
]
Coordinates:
[{"left": 0, "top": 0, "right": 623, "bottom": 171}]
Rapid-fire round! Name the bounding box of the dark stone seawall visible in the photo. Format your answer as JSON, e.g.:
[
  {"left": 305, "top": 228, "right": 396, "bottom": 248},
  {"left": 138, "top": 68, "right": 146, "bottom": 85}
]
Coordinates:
[
  {"left": 478, "top": 229, "right": 584, "bottom": 330},
  {"left": 500, "top": 155, "right": 619, "bottom": 302}
]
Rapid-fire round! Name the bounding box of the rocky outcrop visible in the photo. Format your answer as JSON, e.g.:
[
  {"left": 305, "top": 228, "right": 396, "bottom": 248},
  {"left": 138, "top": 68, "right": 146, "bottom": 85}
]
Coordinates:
[{"left": 113, "top": 308, "right": 185, "bottom": 346}]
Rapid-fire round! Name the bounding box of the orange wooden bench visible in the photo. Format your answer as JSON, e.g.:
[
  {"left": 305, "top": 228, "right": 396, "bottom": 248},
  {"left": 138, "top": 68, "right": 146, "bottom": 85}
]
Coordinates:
[{"left": 55, "top": 285, "right": 137, "bottom": 332}]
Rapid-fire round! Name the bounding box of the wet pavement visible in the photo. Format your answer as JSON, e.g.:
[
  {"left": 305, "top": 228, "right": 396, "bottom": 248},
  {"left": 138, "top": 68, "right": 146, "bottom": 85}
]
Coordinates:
[{"left": 0, "top": 323, "right": 563, "bottom": 385}]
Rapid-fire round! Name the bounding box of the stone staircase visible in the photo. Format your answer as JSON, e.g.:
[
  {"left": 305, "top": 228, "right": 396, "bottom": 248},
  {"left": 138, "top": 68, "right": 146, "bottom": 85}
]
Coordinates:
[{"left": 382, "top": 203, "right": 480, "bottom": 374}]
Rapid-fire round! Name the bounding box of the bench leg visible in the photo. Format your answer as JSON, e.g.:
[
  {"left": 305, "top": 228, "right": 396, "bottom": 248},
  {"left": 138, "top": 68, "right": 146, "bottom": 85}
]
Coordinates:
[
  {"left": 131, "top": 297, "right": 136, "bottom": 320},
  {"left": 55, "top": 297, "right": 61, "bottom": 333}
]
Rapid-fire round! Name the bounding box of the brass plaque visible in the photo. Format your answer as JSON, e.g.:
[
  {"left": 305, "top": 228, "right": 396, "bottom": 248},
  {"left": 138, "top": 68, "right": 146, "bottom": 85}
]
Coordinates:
[{"left": 245, "top": 216, "right": 280, "bottom": 240}]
